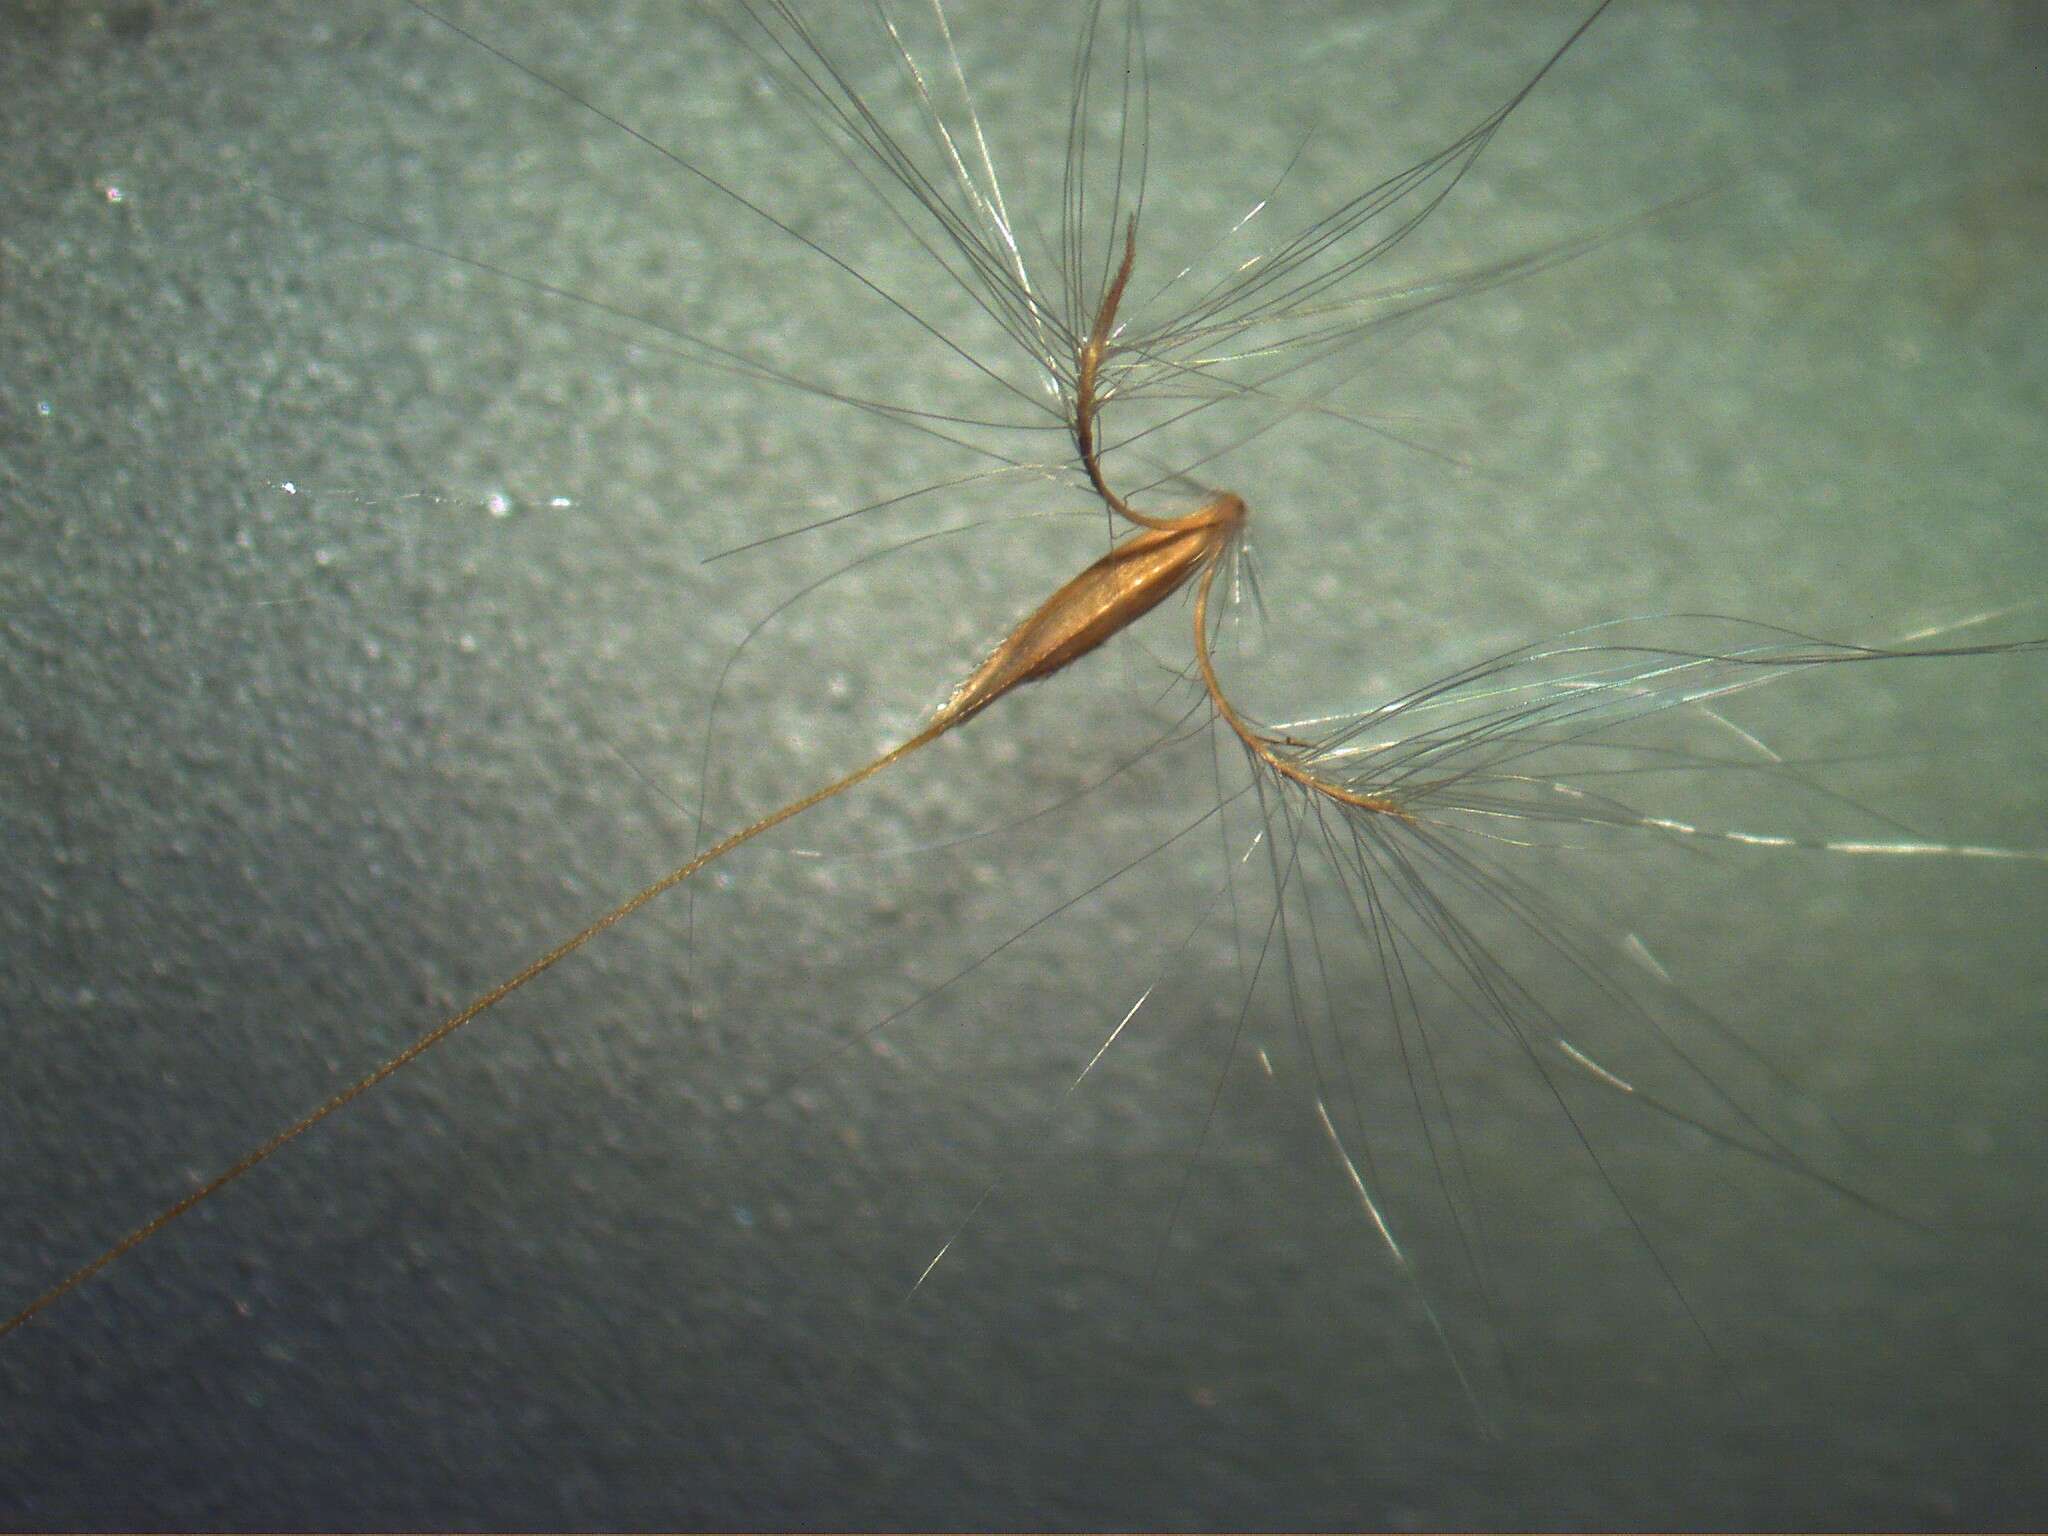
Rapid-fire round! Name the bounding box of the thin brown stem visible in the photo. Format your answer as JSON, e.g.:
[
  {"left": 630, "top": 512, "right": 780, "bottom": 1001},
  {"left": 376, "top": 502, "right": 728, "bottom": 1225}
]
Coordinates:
[
  {"left": 1190, "top": 533, "right": 1405, "bottom": 819},
  {"left": 1074, "top": 217, "right": 1173, "bottom": 531},
  {"left": 0, "top": 719, "right": 952, "bottom": 1342}
]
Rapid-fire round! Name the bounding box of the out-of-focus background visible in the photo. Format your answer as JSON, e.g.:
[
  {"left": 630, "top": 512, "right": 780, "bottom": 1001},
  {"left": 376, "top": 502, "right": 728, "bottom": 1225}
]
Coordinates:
[{"left": 3, "top": 2, "right": 2044, "bottom": 1527}]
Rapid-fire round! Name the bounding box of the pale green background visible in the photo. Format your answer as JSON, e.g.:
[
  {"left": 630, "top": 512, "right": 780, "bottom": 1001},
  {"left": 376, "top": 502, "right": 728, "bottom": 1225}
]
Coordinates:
[{"left": 2, "top": 2, "right": 2044, "bottom": 1528}]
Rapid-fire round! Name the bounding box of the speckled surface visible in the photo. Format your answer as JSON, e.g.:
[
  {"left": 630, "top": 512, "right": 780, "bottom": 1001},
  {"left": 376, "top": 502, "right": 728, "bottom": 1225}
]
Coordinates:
[{"left": 3, "top": 2, "right": 2045, "bottom": 1528}]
